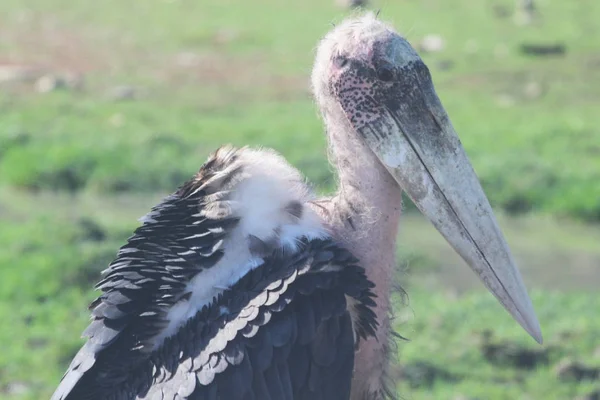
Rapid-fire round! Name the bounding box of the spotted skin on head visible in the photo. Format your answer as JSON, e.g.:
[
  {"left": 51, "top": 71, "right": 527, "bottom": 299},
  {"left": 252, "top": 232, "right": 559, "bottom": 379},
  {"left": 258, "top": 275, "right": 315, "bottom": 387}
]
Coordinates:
[{"left": 312, "top": 12, "right": 430, "bottom": 149}]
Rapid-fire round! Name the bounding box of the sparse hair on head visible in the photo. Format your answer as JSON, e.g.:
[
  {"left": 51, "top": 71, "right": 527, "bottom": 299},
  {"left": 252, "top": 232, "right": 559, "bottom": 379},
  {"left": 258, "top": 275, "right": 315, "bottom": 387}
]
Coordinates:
[{"left": 311, "top": 12, "right": 396, "bottom": 112}]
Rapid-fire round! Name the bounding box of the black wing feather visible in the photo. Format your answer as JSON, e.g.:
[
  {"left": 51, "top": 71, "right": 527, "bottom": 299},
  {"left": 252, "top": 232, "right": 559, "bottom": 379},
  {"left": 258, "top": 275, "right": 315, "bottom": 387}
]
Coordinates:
[
  {"left": 51, "top": 147, "right": 378, "bottom": 400},
  {"left": 54, "top": 236, "right": 377, "bottom": 400},
  {"left": 139, "top": 239, "right": 377, "bottom": 400},
  {"left": 52, "top": 148, "right": 243, "bottom": 400}
]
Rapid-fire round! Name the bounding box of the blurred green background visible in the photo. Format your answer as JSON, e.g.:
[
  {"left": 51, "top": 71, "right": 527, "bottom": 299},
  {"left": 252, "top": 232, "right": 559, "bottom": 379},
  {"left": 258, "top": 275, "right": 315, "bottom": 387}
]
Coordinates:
[{"left": 0, "top": 0, "right": 599, "bottom": 399}]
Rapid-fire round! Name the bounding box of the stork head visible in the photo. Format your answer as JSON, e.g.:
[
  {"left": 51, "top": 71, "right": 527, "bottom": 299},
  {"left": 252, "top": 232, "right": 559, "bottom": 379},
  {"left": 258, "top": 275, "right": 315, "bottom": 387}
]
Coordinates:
[{"left": 312, "top": 13, "right": 543, "bottom": 344}]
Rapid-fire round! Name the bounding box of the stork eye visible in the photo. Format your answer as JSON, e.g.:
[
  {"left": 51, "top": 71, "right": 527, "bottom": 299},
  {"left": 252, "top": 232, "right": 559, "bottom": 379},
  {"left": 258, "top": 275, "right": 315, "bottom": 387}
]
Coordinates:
[
  {"left": 376, "top": 66, "right": 394, "bottom": 82},
  {"left": 334, "top": 56, "right": 349, "bottom": 68}
]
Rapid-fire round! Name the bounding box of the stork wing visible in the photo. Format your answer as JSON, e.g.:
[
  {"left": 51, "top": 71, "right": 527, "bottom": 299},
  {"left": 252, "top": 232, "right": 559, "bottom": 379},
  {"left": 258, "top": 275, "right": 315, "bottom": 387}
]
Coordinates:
[
  {"left": 146, "top": 240, "right": 375, "bottom": 400},
  {"left": 51, "top": 146, "right": 377, "bottom": 400}
]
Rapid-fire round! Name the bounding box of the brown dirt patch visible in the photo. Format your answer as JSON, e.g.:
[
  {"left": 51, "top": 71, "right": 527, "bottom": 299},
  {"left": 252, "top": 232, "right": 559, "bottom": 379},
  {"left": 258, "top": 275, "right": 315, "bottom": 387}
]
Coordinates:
[
  {"left": 0, "top": 11, "right": 111, "bottom": 75},
  {"left": 0, "top": 11, "right": 308, "bottom": 100}
]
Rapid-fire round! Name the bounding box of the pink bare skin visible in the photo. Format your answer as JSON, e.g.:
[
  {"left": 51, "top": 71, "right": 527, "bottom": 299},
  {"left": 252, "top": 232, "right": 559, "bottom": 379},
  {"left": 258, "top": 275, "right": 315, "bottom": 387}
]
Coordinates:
[{"left": 310, "top": 105, "right": 402, "bottom": 399}]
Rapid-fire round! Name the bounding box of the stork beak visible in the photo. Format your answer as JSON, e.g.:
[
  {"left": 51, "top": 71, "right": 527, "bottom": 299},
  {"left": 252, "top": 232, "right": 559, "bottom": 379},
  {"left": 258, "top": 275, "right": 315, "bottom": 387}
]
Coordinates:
[{"left": 363, "top": 62, "right": 543, "bottom": 344}]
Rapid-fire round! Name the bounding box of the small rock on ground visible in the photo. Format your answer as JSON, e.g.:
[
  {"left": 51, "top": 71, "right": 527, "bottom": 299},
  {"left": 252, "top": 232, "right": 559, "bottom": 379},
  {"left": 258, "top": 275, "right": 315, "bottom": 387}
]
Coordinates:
[
  {"left": 436, "top": 60, "right": 454, "bottom": 71},
  {"left": 35, "top": 72, "right": 84, "bottom": 93},
  {"left": 4, "top": 382, "right": 30, "bottom": 396},
  {"left": 35, "top": 74, "right": 66, "bottom": 93},
  {"left": 419, "top": 34, "right": 444, "bottom": 53},
  {"left": 108, "top": 85, "right": 138, "bottom": 101},
  {"left": 0, "top": 64, "right": 44, "bottom": 84},
  {"left": 523, "top": 81, "right": 544, "bottom": 100}
]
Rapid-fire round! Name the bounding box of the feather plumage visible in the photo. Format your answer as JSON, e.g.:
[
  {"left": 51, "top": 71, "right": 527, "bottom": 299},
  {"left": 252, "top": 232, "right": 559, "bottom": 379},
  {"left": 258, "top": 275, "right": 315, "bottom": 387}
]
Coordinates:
[{"left": 52, "top": 146, "right": 378, "bottom": 400}]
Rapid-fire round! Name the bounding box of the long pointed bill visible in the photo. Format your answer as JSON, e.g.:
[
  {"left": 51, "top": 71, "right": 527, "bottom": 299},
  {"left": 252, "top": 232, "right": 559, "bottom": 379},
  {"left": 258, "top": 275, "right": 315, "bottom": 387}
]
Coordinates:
[{"left": 356, "top": 61, "right": 542, "bottom": 344}]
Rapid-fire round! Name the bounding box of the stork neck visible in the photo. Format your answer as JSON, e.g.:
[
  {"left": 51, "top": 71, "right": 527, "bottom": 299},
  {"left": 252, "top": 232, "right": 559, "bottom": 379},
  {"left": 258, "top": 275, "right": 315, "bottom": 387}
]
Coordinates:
[
  {"left": 321, "top": 104, "right": 403, "bottom": 398},
  {"left": 323, "top": 103, "right": 402, "bottom": 300},
  {"left": 324, "top": 105, "right": 403, "bottom": 237}
]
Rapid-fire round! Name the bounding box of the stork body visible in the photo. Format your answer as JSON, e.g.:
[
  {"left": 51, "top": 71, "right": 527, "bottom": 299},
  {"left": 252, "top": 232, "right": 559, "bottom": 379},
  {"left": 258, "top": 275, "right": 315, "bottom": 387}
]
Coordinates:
[
  {"left": 52, "top": 14, "right": 541, "bottom": 400},
  {"left": 52, "top": 147, "right": 378, "bottom": 400}
]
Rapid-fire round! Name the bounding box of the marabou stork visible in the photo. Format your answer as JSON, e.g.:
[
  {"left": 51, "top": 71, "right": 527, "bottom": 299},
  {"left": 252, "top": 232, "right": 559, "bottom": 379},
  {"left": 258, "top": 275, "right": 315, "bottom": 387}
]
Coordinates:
[{"left": 52, "top": 13, "right": 542, "bottom": 400}]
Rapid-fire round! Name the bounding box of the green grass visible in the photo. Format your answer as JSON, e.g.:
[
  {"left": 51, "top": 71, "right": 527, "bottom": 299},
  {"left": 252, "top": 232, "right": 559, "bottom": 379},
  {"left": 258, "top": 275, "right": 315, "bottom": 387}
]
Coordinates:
[
  {"left": 2, "top": 191, "right": 599, "bottom": 399},
  {"left": 0, "top": 0, "right": 600, "bottom": 398},
  {"left": 394, "top": 290, "right": 600, "bottom": 400},
  {"left": 0, "top": 0, "right": 599, "bottom": 218}
]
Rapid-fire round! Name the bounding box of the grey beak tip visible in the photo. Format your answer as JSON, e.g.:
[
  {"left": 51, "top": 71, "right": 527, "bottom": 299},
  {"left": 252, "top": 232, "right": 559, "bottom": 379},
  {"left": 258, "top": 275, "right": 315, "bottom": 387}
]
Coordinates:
[
  {"left": 529, "top": 322, "right": 544, "bottom": 345},
  {"left": 527, "top": 327, "right": 543, "bottom": 345},
  {"left": 519, "top": 305, "right": 543, "bottom": 344}
]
